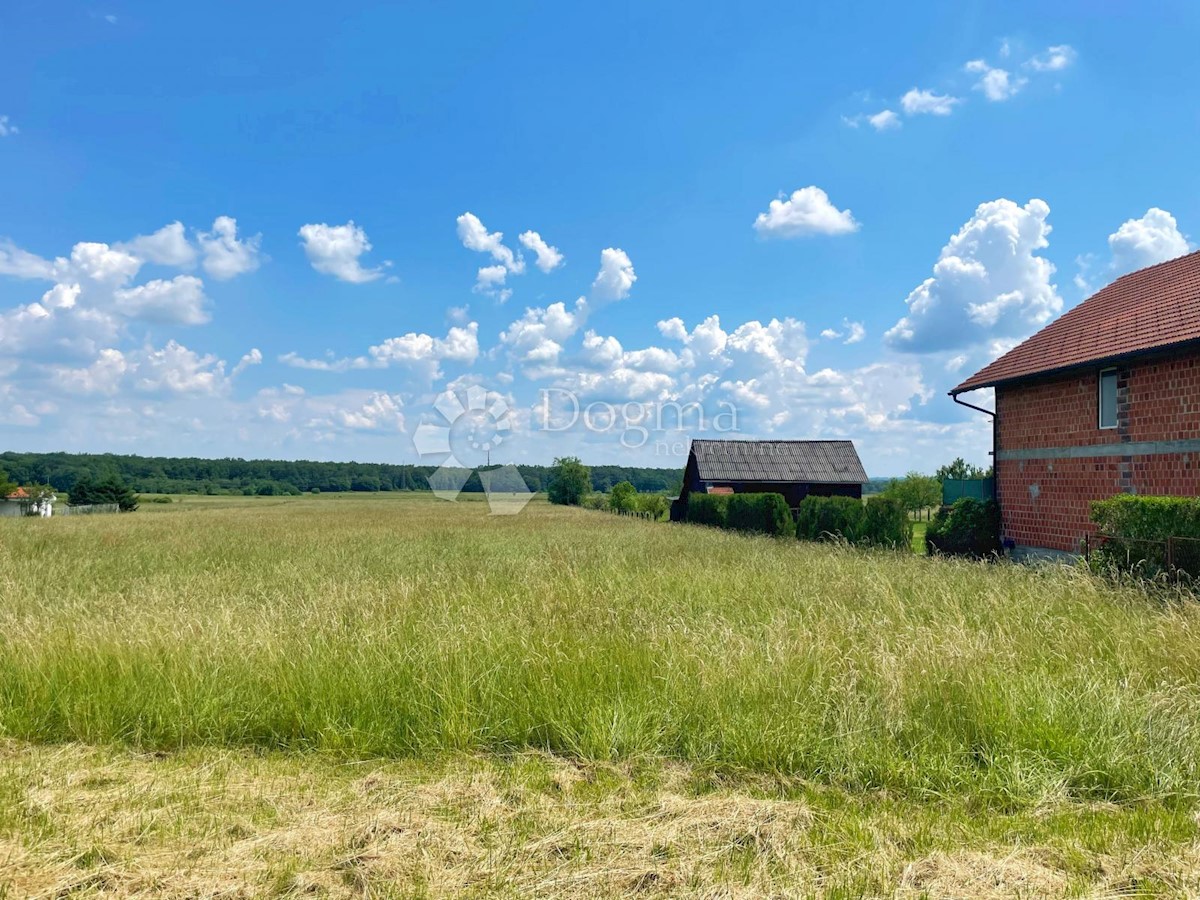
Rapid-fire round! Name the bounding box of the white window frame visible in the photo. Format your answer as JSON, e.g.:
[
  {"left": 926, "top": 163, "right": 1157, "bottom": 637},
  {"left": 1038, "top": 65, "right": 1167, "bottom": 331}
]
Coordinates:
[{"left": 1098, "top": 367, "right": 1118, "bottom": 430}]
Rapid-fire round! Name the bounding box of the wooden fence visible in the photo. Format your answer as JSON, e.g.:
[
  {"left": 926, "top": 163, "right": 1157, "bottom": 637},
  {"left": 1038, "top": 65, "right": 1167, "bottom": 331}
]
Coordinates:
[
  {"left": 598, "top": 506, "right": 660, "bottom": 522},
  {"left": 56, "top": 504, "right": 121, "bottom": 516},
  {"left": 1087, "top": 533, "right": 1200, "bottom": 579}
]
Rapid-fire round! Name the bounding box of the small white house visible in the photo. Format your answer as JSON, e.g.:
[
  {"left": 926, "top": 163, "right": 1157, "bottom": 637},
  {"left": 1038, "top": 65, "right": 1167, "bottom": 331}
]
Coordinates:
[{"left": 0, "top": 487, "right": 55, "bottom": 518}]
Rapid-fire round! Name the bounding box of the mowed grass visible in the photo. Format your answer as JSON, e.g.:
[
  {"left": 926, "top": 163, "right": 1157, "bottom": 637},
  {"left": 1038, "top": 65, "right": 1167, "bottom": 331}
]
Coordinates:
[
  {"left": 3, "top": 494, "right": 1200, "bottom": 895},
  {"left": 3, "top": 741, "right": 1197, "bottom": 898}
]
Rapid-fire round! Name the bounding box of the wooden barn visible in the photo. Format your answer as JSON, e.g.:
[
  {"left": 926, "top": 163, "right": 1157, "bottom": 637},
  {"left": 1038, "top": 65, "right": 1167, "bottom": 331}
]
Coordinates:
[{"left": 673, "top": 439, "right": 867, "bottom": 518}]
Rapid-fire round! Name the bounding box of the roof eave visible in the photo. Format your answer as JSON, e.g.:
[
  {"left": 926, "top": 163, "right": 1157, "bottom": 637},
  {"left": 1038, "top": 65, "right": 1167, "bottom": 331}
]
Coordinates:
[
  {"left": 950, "top": 336, "right": 1200, "bottom": 397},
  {"left": 695, "top": 473, "right": 866, "bottom": 484}
]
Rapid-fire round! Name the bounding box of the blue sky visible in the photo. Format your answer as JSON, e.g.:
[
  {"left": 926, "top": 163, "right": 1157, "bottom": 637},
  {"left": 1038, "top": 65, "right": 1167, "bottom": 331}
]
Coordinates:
[{"left": 1, "top": 1, "right": 1197, "bottom": 475}]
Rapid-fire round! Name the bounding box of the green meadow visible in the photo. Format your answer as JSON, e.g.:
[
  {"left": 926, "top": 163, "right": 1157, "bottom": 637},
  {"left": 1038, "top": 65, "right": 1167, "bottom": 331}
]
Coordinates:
[{"left": 1, "top": 493, "right": 1198, "bottom": 896}]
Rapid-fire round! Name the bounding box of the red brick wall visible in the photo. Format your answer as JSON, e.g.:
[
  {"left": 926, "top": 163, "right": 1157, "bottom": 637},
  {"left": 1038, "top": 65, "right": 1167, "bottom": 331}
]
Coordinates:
[{"left": 996, "top": 350, "right": 1200, "bottom": 552}]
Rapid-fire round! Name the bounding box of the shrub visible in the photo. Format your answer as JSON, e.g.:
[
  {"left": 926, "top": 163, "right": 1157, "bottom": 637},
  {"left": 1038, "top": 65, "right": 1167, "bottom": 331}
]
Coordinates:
[
  {"left": 582, "top": 493, "right": 609, "bottom": 511},
  {"left": 726, "top": 493, "right": 794, "bottom": 537},
  {"left": 686, "top": 493, "right": 730, "bottom": 528},
  {"left": 795, "top": 496, "right": 864, "bottom": 543},
  {"left": 926, "top": 498, "right": 1001, "bottom": 557},
  {"left": 859, "top": 497, "right": 912, "bottom": 548},
  {"left": 1090, "top": 494, "right": 1200, "bottom": 576},
  {"left": 636, "top": 493, "right": 670, "bottom": 521},
  {"left": 147, "top": 495, "right": 173, "bottom": 504}
]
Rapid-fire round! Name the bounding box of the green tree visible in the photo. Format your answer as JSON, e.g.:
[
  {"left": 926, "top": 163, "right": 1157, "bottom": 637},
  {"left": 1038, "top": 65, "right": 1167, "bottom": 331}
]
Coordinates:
[
  {"left": 609, "top": 480, "right": 638, "bottom": 512},
  {"left": 547, "top": 456, "right": 591, "bottom": 506},
  {"left": 0, "top": 468, "right": 17, "bottom": 499},
  {"left": 71, "top": 474, "right": 138, "bottom": 511},
  {"left": 935, "top": 457, "right": 992, "bottom": 482},
  {"left": 883, "top": 472, "right": 942, "bottom": 515}
]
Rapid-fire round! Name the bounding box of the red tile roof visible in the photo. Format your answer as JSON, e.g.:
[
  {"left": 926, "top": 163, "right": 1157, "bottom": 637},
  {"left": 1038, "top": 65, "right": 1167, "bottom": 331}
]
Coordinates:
[
  {"left": 5, "top": 487, "right": 28, "bottom": 499},
  {"left": 952, "top": 250, "right": 1200, "bottom": 394}
]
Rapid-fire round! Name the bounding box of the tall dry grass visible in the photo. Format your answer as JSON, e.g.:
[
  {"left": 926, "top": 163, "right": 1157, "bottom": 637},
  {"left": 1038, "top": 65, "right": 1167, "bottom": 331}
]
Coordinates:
[{"left": 1, "top": 494, "right": 1199, "bottom": 809}]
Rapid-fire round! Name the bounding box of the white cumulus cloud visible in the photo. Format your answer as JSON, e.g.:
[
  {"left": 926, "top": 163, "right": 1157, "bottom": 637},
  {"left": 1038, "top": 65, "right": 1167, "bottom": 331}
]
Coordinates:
[
  {"left": 53, "top": 348, "right": 129, "bottom": 395},
  {"left": 298, "top": 221, "right": 389, "bottom": 283},
  {"left": 113, "top": 275, "right": 209, "bottom": 325},
  {"left": 753, "top": 186, "right": 859, "bottom": 239},
  {"left": 280, "top": 323, "right": 479, "bottom": 383},
  {"left": 1076, "top": 208, "right": 1194, "bottom": 293},
  {"left": 132, "top": 341, "right": 230, "bottom": 395},
  {"left": 67, "top": 242, "right": 142, "bottom": 284},
  {"left": 868, "top": 109, "right": 901, "bottom": 131},
  {"left": 1026, "top": 44, "right": 1077, "bottom": 72},
  {"left": 900, "top": 88, "right": 961, "bottom": 116},
  {"left": 369, "top": 323, "right": 479, "bottom": 367},
  {"left": 473, "top": 264, "right": 512, "bottom": 302},
  {"left": 0, "top": 242, "right": 57, "bottom": 279},
  {"left": 41, "top": 283, "right": 81, "bottom": 310},
  {"left": 965, "top": 59, "right": 1027, "bottom": 101},
  {"left": 1108, "top": 208, "right": 1192, "bottom": 275},
  {"left": 336, "top": 392, "right": 405, "bottom": 431},
  {"left": 122, "top": 222, "right": 197, "bottom": 268},
  {"left": 500, "top": 300, "right": 585, "bottom": 368},
  {"left": 518, "top": 230, "right": 565, "bottom": 273},
  {"left": 885, "top": 198, "right": 1061, "bottom": 353},
  {"left": 232, "top": 348, "right": 263, "bottom": 378},
  {"left": 456, "top": 213, "right": 524, "bottom": 274},
  {"left": 821, "top": 319, "right": 866, "bottom": 344},
  {"left": 198, "top": 216, "right": 262, "bottom": 280},
  {"left": 591, "top": 248, "right": 637, "bottom": 301}
]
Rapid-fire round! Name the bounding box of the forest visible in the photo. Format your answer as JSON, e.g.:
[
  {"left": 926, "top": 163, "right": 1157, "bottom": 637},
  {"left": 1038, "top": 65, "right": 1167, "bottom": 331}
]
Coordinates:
[{"left": 0, "top": 451, "right": 685, "bottom": 497}]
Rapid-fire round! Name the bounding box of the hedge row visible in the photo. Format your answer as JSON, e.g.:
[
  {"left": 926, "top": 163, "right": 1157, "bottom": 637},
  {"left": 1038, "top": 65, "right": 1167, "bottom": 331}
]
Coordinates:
[
  {"left": 1090, "top": 494, "right": 1200, "bottom": 576},
  {"left": 685, "top": 493, "right": 730, "bottom": 527},
  {"left": 925, "top": 498, "right": 1001, "bottom": 557},
  {"left": 685, "top": 492, "right": 793, "bottom": 536},
  {"left": 1091, "top": 494, "right": 1200, "bottom": 540},
  {"left": 685, "top": 492, "right": 911, "bottom": 548},
  {"left": 794, "top": 495, "right": 911, "bottom": 548},
  {"left": 727, "top": 493, "right": 794, "bottom": 537}
]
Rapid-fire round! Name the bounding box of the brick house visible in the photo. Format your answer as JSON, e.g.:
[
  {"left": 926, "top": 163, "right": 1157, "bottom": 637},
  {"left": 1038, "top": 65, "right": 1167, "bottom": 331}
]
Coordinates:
[{"left": 951, "top": 251, "right": 1200, "bottom": 556}]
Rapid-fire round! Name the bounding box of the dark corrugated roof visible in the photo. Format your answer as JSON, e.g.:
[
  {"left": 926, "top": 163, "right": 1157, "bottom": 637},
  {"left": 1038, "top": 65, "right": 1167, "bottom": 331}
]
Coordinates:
[
  {"left": 952, "top": 249, "right": 1200, "bottom": 394},
  {"left": 691, "top": 439, "right": 867, "bottom": 484}
]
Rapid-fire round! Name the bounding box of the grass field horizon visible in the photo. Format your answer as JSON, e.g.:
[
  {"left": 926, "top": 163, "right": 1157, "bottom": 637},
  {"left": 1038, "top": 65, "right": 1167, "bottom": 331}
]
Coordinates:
[{"left": 3, "top": 493, "right": 1200, "bottom": 895}]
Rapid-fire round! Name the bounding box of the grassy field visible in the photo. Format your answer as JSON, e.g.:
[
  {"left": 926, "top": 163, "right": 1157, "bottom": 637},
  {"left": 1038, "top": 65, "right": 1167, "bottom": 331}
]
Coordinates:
[
  {"left": 2, "top": 493, "right": 1200, "bottom": 896},
  {"left": 910, "top": 519, "right": 927, "bottom": 554}
]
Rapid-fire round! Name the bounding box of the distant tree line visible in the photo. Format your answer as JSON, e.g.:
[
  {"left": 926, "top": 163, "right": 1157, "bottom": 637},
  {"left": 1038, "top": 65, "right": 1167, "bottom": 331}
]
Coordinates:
[{"left": 0, "top": 451, "right": 686, "bottom": 497}]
